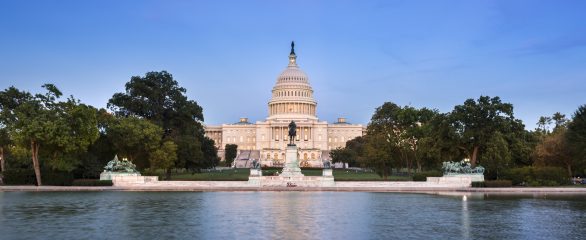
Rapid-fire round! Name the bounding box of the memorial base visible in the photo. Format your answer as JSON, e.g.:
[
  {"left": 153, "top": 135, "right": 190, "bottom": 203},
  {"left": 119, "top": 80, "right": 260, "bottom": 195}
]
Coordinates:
[
  {"left": 100, "top": 172, "right": 140, "bottom": 181},
  {"left": 279, "top": 145, "right": 304, "bottom": 177}
]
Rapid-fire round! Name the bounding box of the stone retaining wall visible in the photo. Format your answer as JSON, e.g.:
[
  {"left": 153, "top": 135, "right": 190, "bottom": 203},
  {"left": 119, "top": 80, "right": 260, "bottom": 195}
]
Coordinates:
[{"left": 110, "top": 175, "right": 470, "bottom": 190}]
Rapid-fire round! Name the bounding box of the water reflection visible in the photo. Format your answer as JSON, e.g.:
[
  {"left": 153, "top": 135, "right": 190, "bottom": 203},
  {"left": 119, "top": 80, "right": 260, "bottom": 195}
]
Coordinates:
[
  {"left": 0, "top": 192, "right": 585, "bottom": 240},
  {"left": 461, "top": 195, "right": 470, "bottom": 239}
]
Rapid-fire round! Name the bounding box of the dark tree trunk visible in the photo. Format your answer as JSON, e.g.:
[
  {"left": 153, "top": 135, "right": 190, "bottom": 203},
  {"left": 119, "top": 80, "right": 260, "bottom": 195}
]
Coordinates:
[
  {"left": 0, "top": 146, "right": 4, "bottom": 173},
  {"left": 31, "top": 141, "right": 42, "bottom": 186},
  {"left": 0, "top": 146, "right": 4, "bottom": 184},
  {"left": 471, "top": 146, "right": 479, "bottom": 168},
  {"left": 165, "top": 168, "right": 172, "bottom": 180},
  {"left": 383, "top": 162, "right": 388, "bottom": 180}
]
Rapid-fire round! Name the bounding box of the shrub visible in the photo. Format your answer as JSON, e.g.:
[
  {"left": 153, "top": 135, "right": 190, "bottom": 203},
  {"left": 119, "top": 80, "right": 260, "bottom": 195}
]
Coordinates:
[
  {"left": 484, "top": 180, "right": 512, "bottom": 188},
  {"left": 502, "top": 167, "right": 569, "bottom": 186},
  {"left": 42, "top": 171, "right": 75, "bottom": 186},
  {"left": 3, "top": 169, "right": 36, "bottom": 185},
  {"left": 72, "top": 179, "right": 113, "bottom": 186},
  {"left": 3, "top": 169, "right": 75, "bottom": 186},
  {"left": 472, "top": 182, "right": 485, "bottom": 188},
  {"left": 412, "top": 171, "right": 442, "bottom": 181}
]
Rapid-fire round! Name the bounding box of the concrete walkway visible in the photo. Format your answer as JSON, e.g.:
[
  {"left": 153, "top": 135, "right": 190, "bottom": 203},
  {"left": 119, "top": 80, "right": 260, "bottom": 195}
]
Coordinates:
[{"left": 2, "top": 185, "right": 586, "bottom": 193}]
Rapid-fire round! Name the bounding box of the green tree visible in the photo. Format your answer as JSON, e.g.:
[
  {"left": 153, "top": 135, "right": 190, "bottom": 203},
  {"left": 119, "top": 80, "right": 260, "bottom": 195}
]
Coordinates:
[
  {"left": 331, "top": 136, "right": 365, "bottom": 167},
  {"left": 566, "top": 105, "right": 586, "bottom": 175},
  {"left": 176, "top": 134, "right": 203, "bottom": 171},
  {"left": 202, "top": 137, "right": 219, "bottom": 169},
  {"left": 428, "top": 113, "right": 467, "bottom": 164},
  {"left": 330, "top": 148, "right": 353, "bottom": 166},
  {"left": 364, "top": 102, "right": 404, "bottom": 179},
  {"left": 107, "top": 116, "right": 162, "bottom": 169},
  {"left": 480, "top": 131, "right": 511, "bottom": 179},
  {"left": 450, "top": 96, "right": 515, "bottom": 168},
  {"left": 0, "top": 128, "right": 10, "bottom": 173},
  {"left": 150, "top": 140, "right": 178, "bottom": 179},
  {"left": 224, "top": 144, "right": 238, "bottom": 167},
  {"left": 504, "top": 120, "right": 537, "bottom": 167},
  {"left": 366, "top": 102, "right": 442, "bottom": 173},
  {"left": 363, "top": 133, "right": 398, "bottom": 180},
  {"left": 108, "top": 71, "right": 216, "bottom": 171},
  {"left": 536, "top": 116, "right": 553, "bottom": 134},
  {"left": 0, "top": 85, "right": 98, "bottom": 185},
  {"left": 534, "top": 128, "right": 573, "bottom": 178},
  {"left": 401, "top": 107, "right": 438, "bottom": 172},
  {"left": 552, "top": 112, "right": 568, "bottom": 130}
]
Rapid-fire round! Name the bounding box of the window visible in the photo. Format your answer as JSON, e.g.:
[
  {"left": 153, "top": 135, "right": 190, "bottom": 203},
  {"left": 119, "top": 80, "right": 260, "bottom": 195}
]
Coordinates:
[{"left": 304, "top": 153, "right": 308, "bottom": 160}]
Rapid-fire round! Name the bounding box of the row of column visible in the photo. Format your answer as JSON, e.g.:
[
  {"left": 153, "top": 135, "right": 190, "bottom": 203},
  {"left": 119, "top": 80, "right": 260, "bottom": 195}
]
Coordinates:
[
  {"left": 271, "top": 126, "right": 312, "bottom": 141},
  {"left": 270, "top": 102, "right": 315, "bottom": 115}
]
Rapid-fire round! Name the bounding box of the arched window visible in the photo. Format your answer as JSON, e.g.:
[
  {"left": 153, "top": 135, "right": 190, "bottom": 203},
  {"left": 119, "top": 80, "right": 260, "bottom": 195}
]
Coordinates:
[
  {"left": 311, "top": 153, "right": 315, "bottom": 159},
  {"left": 274, "top": 153, "right": 278, "bottom": 160},
  {"left": 304, "top": 153, "right": 308, "bottom": 160},
  {"left": 266, "top": 153, "right": 270, "bottom": 160}
]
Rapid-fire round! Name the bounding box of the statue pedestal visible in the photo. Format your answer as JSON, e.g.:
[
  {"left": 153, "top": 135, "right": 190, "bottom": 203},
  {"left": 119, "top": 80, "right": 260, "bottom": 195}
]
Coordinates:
[
  {"left": 443, "top": 174, "right": 484, "bottom": 182},
  {"left": 247, "top": 145, "right": 335, "bottom": 187},
  {"left": 100, "top": 172, "right": 140, "bottom": 180},
  {"left": 250, "top": 168, "right": 262, "bottom": 177},
  {"left": 279, "top": 145, "right": 304, "bottom": 177}
]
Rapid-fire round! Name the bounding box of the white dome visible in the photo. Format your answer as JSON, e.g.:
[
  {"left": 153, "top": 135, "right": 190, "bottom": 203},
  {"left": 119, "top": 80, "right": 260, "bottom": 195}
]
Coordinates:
[
  {"left": 277, "top": 67, "right": 309, "bottom": 84},
  {"left": 267, "top": 42, "right": 317, "bottom": 120}
]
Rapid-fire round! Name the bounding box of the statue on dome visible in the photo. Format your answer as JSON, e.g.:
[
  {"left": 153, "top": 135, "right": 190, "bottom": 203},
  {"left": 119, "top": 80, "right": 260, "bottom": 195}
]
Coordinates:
[
  {"left": 290, "top": 41, "right": 295, "bottom": 55},
  {"left": 288, "top": 121, "right": 297, "bottom": 145}
]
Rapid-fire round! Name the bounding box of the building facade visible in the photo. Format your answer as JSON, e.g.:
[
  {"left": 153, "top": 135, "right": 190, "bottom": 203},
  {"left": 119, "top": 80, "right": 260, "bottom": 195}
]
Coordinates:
[{"left": 205, "top": 43, "right": 365, "bottom": 167}]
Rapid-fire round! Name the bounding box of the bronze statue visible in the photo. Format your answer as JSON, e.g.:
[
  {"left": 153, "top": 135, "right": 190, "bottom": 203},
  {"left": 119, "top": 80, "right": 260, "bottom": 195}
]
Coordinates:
[
  {"left": 290, "top": 41, "right": 295, "bottom": 55},
  {"left": 288, "top": 121, "right": 297, "bottom": 145}
]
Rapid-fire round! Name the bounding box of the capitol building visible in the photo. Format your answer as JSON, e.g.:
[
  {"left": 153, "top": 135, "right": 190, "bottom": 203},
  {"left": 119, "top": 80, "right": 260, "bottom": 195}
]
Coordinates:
[{"left": 205, "top": 43, "right": 365, "bottom": 167}]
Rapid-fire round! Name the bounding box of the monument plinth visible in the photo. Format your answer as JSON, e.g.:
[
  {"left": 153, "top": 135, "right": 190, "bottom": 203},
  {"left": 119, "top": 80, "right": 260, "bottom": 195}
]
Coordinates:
[
  {"left": 279, "top": 145, "right": 304, "bottom": 177},
  {"left": 100, "top": 155, "right": 141, "bottom": 180}
]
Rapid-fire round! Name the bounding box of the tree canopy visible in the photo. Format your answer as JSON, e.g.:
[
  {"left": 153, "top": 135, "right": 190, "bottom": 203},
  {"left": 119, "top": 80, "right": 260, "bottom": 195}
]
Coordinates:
[
  {"left": 450, "top": 96, "right": 515, "bottom": 168},
  {"left": 0, "top": 85, "right": 99, "bottom": 185},
  {"left": 108, "top": 71, "right": 217, "bottom": 173}
]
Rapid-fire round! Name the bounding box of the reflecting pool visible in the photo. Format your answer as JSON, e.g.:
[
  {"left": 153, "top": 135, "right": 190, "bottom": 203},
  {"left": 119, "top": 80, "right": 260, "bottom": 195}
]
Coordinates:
[{"left": 0, "top": 191, "right": 585, "bottom": 239}]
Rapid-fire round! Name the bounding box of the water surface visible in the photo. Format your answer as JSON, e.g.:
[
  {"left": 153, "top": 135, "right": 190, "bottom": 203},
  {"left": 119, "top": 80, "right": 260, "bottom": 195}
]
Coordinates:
[{"left": 0, "top": 191, "right": 585, "bottom": 239}]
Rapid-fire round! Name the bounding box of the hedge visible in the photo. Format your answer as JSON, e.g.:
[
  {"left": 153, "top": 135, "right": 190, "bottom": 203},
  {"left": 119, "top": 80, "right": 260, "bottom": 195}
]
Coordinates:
[
  {"left": 485, "top": 180, "right": 513, "bottom": 188},
  {"left": 3, "top": 169, "right": 74, "bottom": 186},
  {"left": 412, "top": 171, "right": 442, "bottom": 181},
  {"left": 502, "top": 167, "right": 569, "bottom": 186},
  {"left": 72, "top": 179, "right": 113, "bottom": 186},
  {"left": 2, "top": 169, "right": 36, "bottom": 185}
]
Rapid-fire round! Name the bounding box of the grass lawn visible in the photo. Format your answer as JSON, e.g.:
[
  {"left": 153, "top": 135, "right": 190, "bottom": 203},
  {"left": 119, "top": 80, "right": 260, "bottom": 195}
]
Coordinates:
[
  {"left": 333, "top": 169, "right": 412, "bottom": 181},
  {"left": 171, "top": 168, "right": 250, "bottom": 181},
  {"left": 169, "top": 168, "right": 413, "bottom": 181}
]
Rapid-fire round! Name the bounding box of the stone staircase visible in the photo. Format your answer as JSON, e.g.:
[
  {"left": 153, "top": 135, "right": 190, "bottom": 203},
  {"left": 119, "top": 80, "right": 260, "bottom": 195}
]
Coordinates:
[{"left": 234, "top": 150, "right": 261, "bottom": 168}]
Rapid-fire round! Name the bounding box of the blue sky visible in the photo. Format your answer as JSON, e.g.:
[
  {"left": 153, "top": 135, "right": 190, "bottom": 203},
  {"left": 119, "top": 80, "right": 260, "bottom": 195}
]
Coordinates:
[{"left": 1, "top": 0, "right": 585, "bottom": 129}]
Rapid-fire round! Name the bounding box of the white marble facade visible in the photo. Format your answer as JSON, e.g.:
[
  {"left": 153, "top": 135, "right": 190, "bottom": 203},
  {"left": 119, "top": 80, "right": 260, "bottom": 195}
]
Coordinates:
[{"left": 205, "top": 43, "right": 365, "bottom": 167}]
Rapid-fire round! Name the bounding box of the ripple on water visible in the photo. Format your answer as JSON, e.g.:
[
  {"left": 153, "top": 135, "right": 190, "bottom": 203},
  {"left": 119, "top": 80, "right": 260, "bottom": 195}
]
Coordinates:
[{"left": 0, "top": 191, "right": 585, "bottom": 240}]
